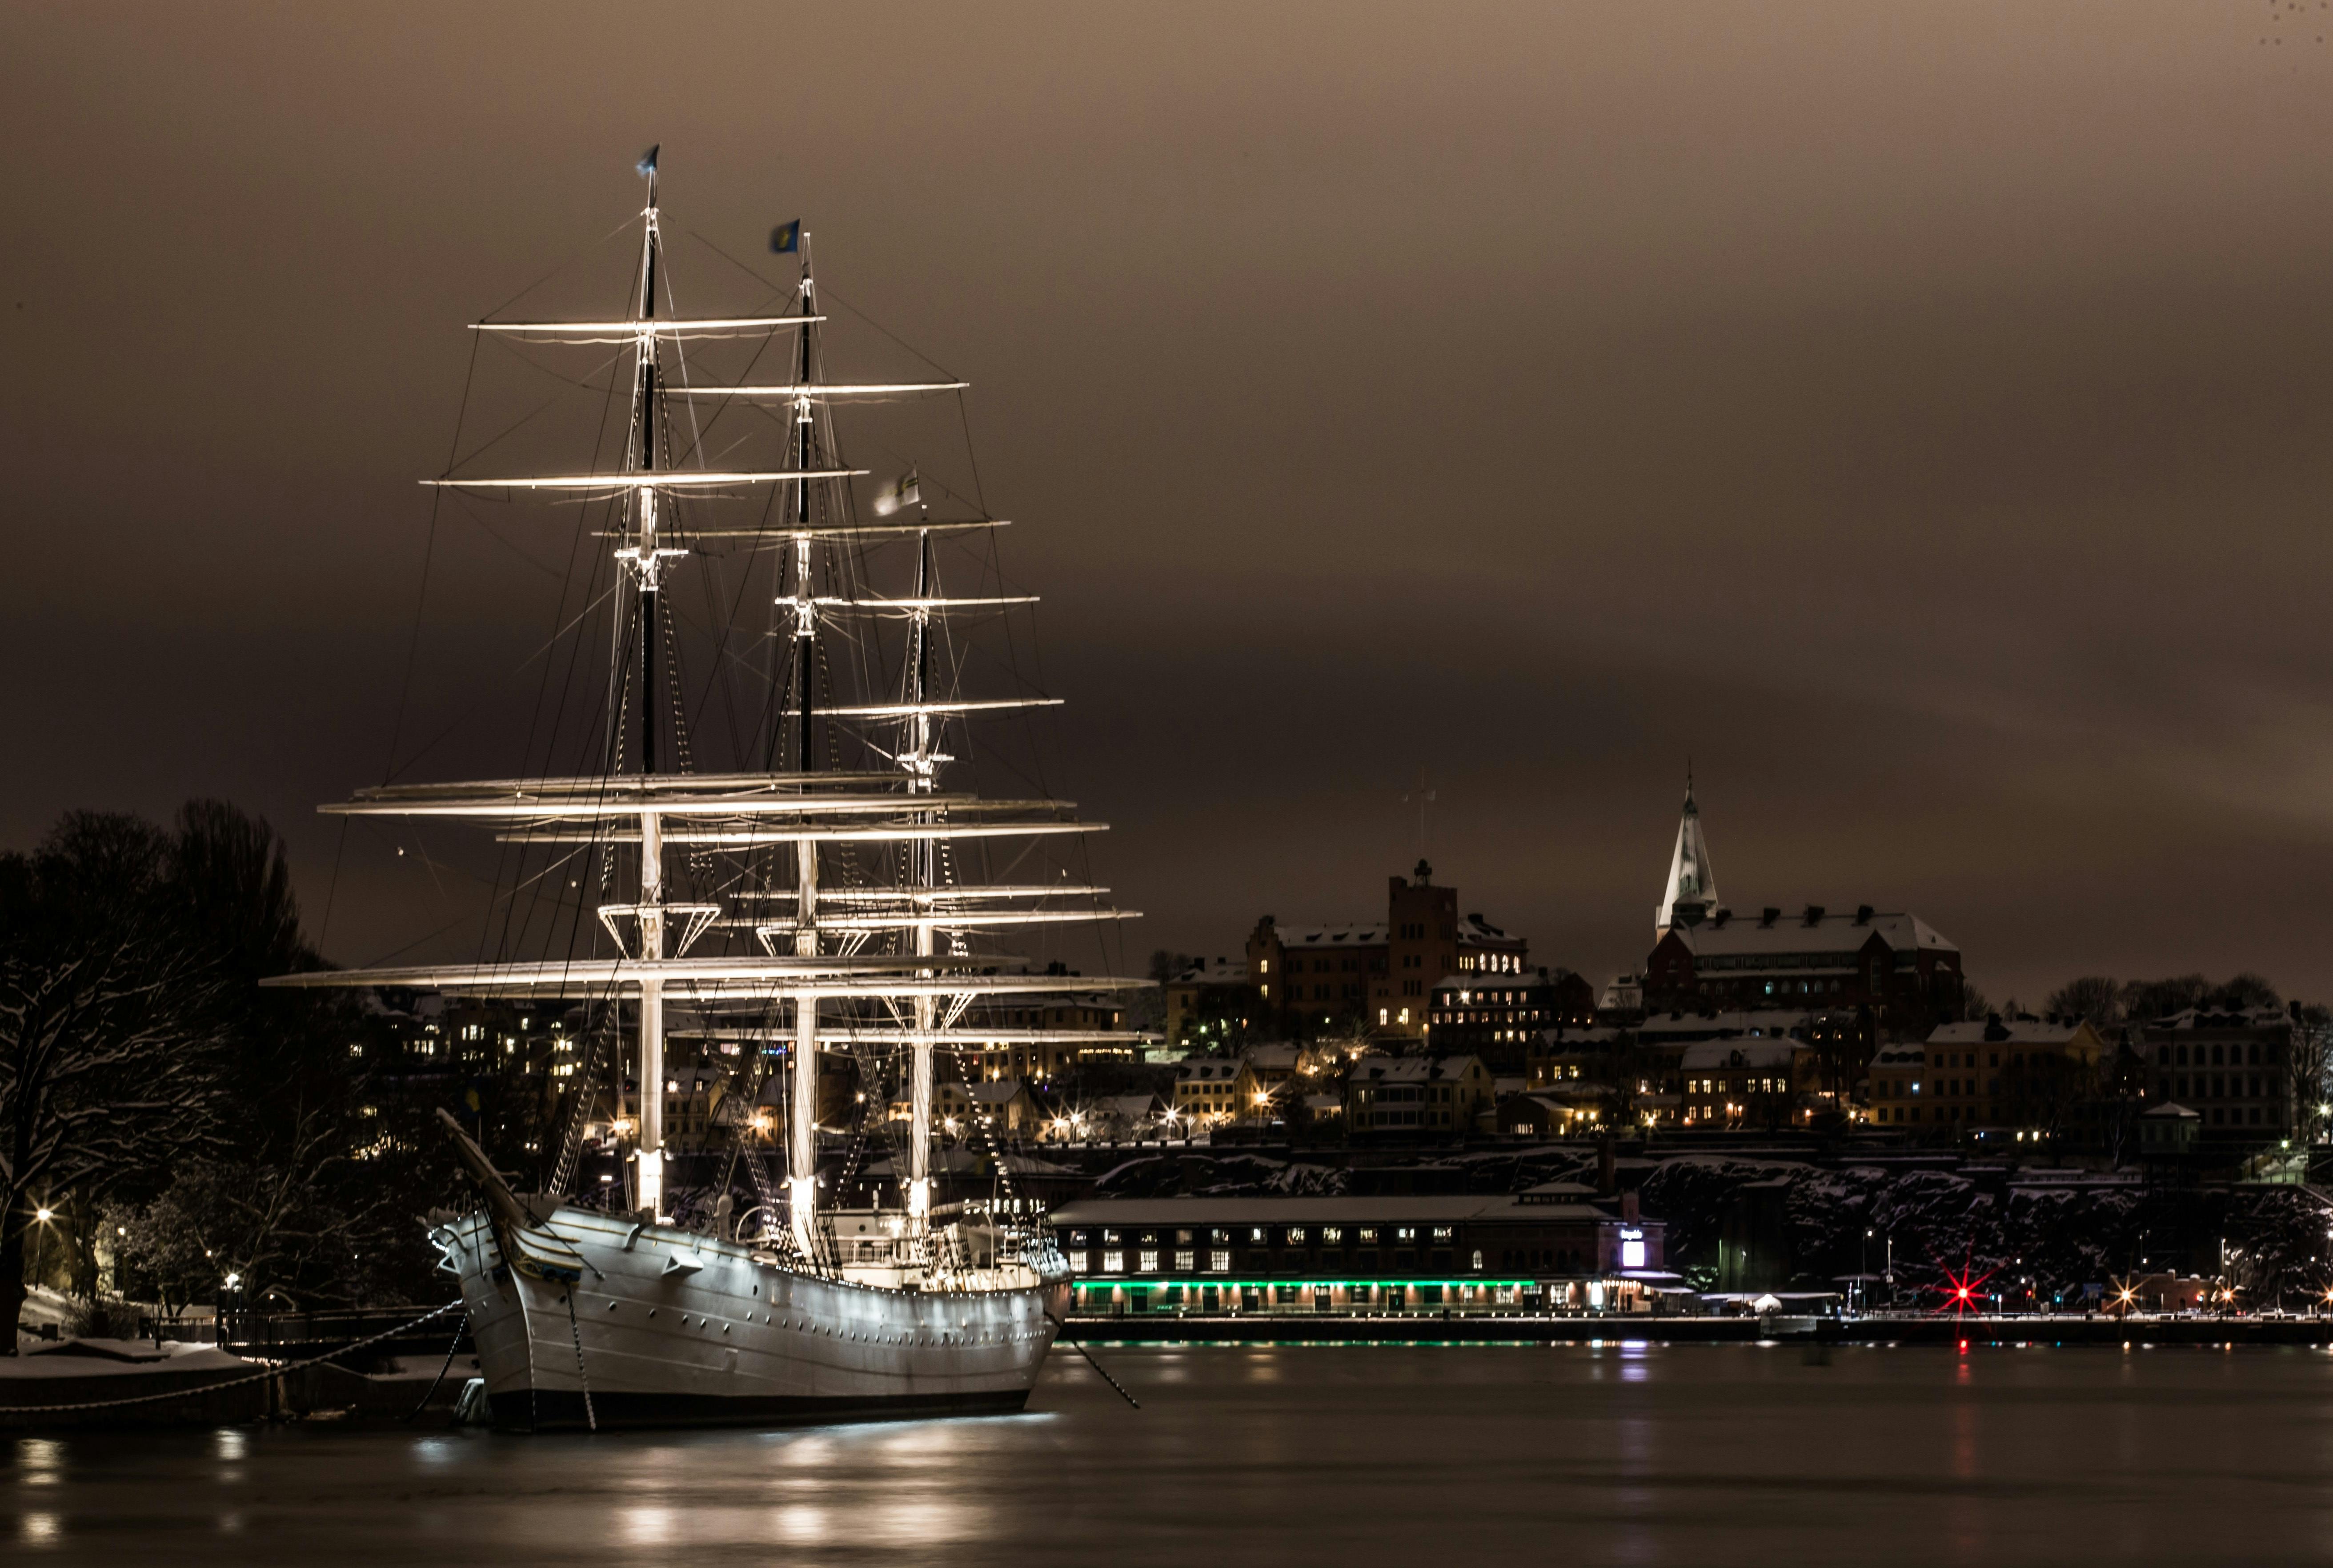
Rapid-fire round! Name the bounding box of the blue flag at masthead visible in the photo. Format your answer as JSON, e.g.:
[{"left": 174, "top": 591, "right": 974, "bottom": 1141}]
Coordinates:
[{"left": 770, "top": 219, "right": 801, "bottom": 255}]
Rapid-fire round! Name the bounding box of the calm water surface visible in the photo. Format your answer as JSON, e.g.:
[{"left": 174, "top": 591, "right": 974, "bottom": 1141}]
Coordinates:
[{"left": 12, "top": 1343, "right": 2333, "bottom": 1565}]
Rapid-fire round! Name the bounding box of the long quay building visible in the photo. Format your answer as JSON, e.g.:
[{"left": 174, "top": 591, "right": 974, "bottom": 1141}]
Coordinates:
[{"left": 1050, "top": 1188, "right": 1672, "bottom": 1317}]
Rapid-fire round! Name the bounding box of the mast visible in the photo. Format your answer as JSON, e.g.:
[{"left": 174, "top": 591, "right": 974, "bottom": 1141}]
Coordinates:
[
  {"left": 787, "top": 244, "right": 822, "bottom": 1260},
  {"left": 907, "top": 525, "right": 936, "bottom": 1230},
  {"left": 791, "top": 257, "right": 818, "bottom": 774},
  {"left": 630, "top": 151, "right": 669, "bottom": 1219}
]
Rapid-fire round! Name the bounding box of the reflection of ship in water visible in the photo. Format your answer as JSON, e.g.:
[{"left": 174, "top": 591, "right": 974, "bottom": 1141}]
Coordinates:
[{"left": 268, "top": 153, "right": 1144, "bottom": 1427}]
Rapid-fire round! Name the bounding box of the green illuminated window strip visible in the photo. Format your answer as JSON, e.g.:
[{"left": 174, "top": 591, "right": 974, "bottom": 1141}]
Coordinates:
[{"left": 1074, "top": 1279, "right": 1542, "bottom": 1292}]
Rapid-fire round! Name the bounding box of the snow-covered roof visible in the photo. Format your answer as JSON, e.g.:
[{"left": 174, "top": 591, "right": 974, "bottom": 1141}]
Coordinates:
[
  {"left": 1169, "top": 959, "right": 1247, "bottom": 987},
  {"left": 1665, "top": 909, "right": 1956, "bottom": 958},
  {"left": 1871, "top": 1041, "right": 1925, "bottom": 1066},
  {"left": 1052, "top": 1194, "right": 1636, "bottom": 1227},
  {"left": 2142, "top": 1101, "right": 2201, "bottom": 1119},
  {"left": 1639, "top": 1009, "right": 1814, "bottom": 1043},
  {"left": 1241, "top": 1044, "right": 1302, "bottom": 1071},
  {"left": 1456, "top": 913, "right": 1523, "bottom": 946},
  {"left": 1349, "top": 1055, "right": 1486, "bottom": 1084},
  {"left": 1534, "top": 1025, "right": 1627, "bottom": 1050},
  {"left": 1273, "top": 921, "right": 1388, "bottom": 947},
  {"left": 1680, "top": 1038, "right": 1804, "bottom": 1070},
  {"left": 2142, "top": 1006, "right": 2288, "bottom": 1033},
  {"left": 1927, "top": 1016, "right": 2095, "bottom": 1048},
  {"left": 1176, "top": 1060, "right": 1243, "bottom": 1084}
]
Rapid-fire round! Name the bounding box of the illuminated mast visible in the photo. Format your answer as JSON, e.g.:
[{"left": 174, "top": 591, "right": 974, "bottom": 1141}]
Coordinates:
[
  {"left": 623, "top": 148, "right": 678, "bottom": 1220},
  {"left": 784, "top": 245, "right": 823, "bottom": 1258}
]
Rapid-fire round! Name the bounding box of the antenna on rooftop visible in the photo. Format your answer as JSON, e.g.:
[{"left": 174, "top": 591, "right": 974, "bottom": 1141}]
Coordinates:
[{"left": 1401, "top": 766, "right": 1437, "bottom": 860}]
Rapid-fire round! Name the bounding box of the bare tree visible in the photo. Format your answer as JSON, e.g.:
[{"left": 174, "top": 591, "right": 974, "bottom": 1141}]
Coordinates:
[
  {"left": 0, "top": 815, "right": 226, "bottom": 1347},
  {"left": 2046, "top": 976, "right": 2122, "bottom": 1028},
  {"left": 2288, "top": 1002, "right": 2331, "bottom": 1145},
  {"left": 2119, "top": 974, "right": 2213, "bottom": 1024}
]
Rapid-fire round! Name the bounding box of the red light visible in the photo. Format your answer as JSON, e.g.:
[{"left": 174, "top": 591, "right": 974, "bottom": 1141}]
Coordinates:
[{"left": 1957, "top": 1287, "right": 1970, "bottom": 1299}]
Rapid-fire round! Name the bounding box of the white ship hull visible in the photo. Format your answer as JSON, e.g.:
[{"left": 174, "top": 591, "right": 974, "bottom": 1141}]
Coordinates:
[{"left": 441, "top": 1207, "right": 1070, "bottom": 1431}]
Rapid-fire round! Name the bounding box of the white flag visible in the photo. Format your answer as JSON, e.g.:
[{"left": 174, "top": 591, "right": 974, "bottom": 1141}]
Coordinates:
[{"left": 873, "top": 467, "right": 922, "bottom": 517}]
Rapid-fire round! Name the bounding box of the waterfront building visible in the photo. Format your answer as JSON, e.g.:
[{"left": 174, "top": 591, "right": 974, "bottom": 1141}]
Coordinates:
[
  {"left": 1246, "top": 861, "right": 1531, "bottom": 1040},
  {"left": 1050, "top": 1187, "right": 1671, "bottom": 1316},
  {"left": 1596, "top": 972, "right": 1647, "bottom": 1024},
  {"left": 961, "top": 990, "right": 1134, "bottom": 1083},
  {"left": 1162, "top": 957, "right": 1250, "bottom": 1047},
  {"left": 1496, "top": 1092, "right": 1596, "bottom": 1137},
  {"left": 1865, "top": 1038, "right": 1926, "bottom": 1125},
  {"left": 1086, "top": 1092, "right": 1170, "bottom": 1138},
  {"left": 1173, "top": 1056, "right": 1263, "bottom": 1126},
  {"left": 898, "top": 1077, "right": 1036, "bottom": 1138},
  {"left": 1926, "top": 1014, "right": 2105, "bottom": 1131},
  {"left": 1345, "top": 1054, "right": 1497, "bottom": 1139},
  {"left": 1426, "top": 966, "right": 1596, "bottom": 1068},
  {"left": 2134, "top": 1005, "right": 2297, "bottom": 1140},
  {"left": 1677, "top": 1037, "right": 1812, "bottom": 1128},
  {"left": 2138, "top": 1101, "right": 2201, "bottom": 1156},
  {"left": 1641, "top": 785, "right": 1966, "bottom": 1043}
]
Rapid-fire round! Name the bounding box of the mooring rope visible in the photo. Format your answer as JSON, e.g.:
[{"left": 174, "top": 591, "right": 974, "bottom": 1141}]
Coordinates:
[
  {"left": 0, "top": 1300, "right": 465, "bottom": 1416},
  {"left": 1044, "top": 1311, "right": 1139, "bottom": 1409},
  {"left": 563, "top": 1289, "right": 599, "bottom": 1432},
  {"left": 403, "top": 1309, "right": 473, "bottom": 1422}
]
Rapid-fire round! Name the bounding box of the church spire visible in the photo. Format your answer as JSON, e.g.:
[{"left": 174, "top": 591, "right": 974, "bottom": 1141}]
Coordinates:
[{"left": 1656, "top": 770, "right": 1719, "bottom": 933}]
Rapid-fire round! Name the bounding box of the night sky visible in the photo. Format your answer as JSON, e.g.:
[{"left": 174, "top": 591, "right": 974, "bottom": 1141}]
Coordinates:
[{"left": 11, "top": 3, "right": 2333, "bottom": 1008}]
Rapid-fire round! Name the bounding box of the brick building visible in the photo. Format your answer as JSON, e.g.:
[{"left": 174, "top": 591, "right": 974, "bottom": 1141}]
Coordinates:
[
  {"left": 2135, "top": 1006, "right": 2297, "bottom": 1140},
  {"left": 1427, "top": 967, "right": 1596, "bottom": 1067},
  {"left": 1247, "top": 861, "right": 1530, "bottom": 1040},
  {"left": 1641, "top": 785, "right": 1965, "bottom": 1040}
]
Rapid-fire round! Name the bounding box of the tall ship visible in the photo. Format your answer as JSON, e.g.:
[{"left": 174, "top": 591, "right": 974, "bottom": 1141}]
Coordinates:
[{"left": 267, "top": 153, "right": 1145, "bottom": 1428}]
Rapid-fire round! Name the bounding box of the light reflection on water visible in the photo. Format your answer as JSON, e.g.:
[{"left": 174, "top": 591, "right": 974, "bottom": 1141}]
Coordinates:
[{"left": 9, "top": 1346, "right": 2333, "bottom": 1565}]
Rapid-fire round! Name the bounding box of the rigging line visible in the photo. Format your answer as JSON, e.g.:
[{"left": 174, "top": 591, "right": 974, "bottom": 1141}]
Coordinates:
[
  {"left": 318, "top": 815, "right": 353, "bottom": 959},
  {"left": 822, "top": 284, "right": 963, "bottom": 382},
  {"left": 445, "top": 348, "right": 626, "bottom": 471},
  {"left": 478, "top": 209, "right": 641, "bottom": 325},
  {"left": 508, "top": 355, "right": 633, "bottom": 963},
  {"left": 446, "top": 491, "right": 570, "bottom": 580},
  {"left": 385, "top": 580, "right": 621, "bottom": 783},
  {"left": 381, "top": 329, "right": 483, "bottom": 785},
  {"left": 681, "top": 228, "right": 803, "bottom": 318},
  {"left": 477, "top": 332, "right": 629, "bottom": 396}
]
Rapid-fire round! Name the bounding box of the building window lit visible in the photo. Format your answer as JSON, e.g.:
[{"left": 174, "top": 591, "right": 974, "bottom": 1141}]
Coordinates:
[
  {"left": 1138, "top": 1249, "right": 1159, "bottom": 1272},
  {"left": 1102, "top": 1251, "right": 1125, "bottom": 1274},
  {"left": 1067, "top": 1250, "right": 1088, "bottom": 1272},
  {"left": 1175, "top": 1250, "right": 1195, "bottom": 1272},
  {"left": 1208, "top": 1249, "right": 1231, "bottom": 1272}
]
